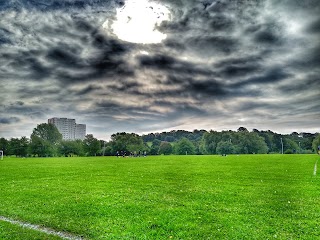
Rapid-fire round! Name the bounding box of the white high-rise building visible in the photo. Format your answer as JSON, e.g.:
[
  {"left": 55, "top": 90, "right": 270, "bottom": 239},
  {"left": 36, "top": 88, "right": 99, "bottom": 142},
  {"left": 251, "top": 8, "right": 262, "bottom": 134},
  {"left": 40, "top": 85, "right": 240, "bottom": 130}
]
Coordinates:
[
  {"left": 48, "top": 118, "right": 86, "bottom": 140},
  {"left": 75, "top": 124, "right": 86, "bottom": 140}
]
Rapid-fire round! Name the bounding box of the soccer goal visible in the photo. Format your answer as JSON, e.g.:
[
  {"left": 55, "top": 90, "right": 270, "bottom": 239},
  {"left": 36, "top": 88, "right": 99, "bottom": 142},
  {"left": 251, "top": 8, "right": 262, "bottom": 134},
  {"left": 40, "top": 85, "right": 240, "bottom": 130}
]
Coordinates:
[{"left": 0, "top": 150, "right": 3, "bottom": 160}]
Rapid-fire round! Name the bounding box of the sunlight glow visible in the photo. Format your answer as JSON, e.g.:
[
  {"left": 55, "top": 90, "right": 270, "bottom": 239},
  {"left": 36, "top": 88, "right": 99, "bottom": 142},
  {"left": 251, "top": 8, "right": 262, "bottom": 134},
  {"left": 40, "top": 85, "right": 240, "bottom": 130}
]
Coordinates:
[
  {"left": 109, "top": 0, "right": 170, "bottom": 44},
  {"left": 287, "top": 21, "right": 303, "bottom": 35}
]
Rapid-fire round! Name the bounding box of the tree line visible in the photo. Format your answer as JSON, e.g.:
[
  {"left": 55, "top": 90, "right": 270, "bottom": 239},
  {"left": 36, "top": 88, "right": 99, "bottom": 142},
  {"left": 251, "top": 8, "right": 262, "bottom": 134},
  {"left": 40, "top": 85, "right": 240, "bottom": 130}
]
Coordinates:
[{"left": 0, "top": 124, "right": 319, "bottom": 157}]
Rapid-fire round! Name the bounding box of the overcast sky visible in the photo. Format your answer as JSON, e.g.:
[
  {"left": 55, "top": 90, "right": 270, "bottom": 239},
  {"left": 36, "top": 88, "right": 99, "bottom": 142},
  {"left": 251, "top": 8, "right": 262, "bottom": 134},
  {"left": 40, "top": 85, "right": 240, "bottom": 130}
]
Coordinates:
[{"left": 0, "top": 0, "right": 319, "bottom": 140}]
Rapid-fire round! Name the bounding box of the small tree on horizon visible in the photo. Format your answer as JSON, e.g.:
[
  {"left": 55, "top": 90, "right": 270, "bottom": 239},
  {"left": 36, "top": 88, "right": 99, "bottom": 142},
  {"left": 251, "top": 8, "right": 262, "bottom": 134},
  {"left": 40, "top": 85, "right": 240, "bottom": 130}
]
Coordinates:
[
  {"left": 175, "top": 137, "right": 196, "bottom": 155},
  {"left": 158, "top": 141, "right": 173, "bottom": 155}
]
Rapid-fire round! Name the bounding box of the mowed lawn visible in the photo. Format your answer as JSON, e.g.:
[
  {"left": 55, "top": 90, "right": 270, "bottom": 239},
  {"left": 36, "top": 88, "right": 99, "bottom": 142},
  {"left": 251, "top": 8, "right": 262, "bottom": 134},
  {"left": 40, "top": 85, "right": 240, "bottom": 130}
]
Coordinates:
[{"left": 0, "top": 155, "right": 319, "bottom": 239}]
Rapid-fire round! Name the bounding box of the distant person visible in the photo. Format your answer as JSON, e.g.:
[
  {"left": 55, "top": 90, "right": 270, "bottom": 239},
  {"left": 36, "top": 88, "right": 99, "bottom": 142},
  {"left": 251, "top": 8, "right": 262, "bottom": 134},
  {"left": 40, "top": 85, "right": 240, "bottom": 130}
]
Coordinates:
[
  {"left": 318, "top": 145, "right": 320, "bottom": 155},
  {"left": 116, "top": 151, "right": 120, "bottom": 158},
  {"left": 144, "top": 151, "right": 147, "bottom": 157}
]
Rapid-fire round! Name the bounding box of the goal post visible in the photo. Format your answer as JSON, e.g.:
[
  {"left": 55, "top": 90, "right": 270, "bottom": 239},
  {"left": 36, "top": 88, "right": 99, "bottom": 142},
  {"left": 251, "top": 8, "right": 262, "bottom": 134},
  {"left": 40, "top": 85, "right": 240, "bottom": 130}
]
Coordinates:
[{"left": 0, "top": 150, "right": 3, "bottom": 160}]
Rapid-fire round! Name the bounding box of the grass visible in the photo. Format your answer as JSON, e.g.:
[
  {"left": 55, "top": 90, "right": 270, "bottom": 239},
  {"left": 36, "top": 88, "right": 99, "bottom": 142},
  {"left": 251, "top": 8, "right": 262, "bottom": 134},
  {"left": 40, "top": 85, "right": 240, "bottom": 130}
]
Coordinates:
[
  {"left": 0, "top": 220, "right": 62, "bottom": 240},
  {"left": 0, "top": 155, "right": 319, "bottom": 239}
]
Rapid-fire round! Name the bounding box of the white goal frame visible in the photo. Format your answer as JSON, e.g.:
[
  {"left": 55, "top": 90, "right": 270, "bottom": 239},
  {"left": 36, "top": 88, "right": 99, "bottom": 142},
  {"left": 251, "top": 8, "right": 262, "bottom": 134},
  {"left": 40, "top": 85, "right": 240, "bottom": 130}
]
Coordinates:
[{"left": 0, "top": 150, "right": 3, "bottom": 160}]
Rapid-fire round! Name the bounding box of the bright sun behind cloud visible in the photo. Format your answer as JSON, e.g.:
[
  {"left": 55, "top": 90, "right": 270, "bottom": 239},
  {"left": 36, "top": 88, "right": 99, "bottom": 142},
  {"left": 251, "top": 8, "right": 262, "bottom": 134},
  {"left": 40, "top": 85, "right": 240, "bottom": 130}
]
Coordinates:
[{"left": 106, "top": 0, "right": 170, "bottom": 44}]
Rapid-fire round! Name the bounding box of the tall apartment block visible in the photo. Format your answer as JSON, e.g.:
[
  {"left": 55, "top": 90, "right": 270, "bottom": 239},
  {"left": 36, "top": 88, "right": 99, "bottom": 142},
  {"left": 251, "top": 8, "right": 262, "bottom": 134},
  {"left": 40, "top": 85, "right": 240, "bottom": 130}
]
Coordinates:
[
  {"left": 75, "top": 124, "right": 86, "bottom": 140},
  {"left": 48, "top": 118, "right": 86, "bottom": 140}
]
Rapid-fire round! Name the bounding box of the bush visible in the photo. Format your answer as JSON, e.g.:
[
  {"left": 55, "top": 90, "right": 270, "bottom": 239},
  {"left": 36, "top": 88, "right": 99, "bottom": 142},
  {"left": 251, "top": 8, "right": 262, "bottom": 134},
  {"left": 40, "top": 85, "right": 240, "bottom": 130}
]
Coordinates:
[{"left": 284, "top": 149, "right": 293, "bottom": 154}]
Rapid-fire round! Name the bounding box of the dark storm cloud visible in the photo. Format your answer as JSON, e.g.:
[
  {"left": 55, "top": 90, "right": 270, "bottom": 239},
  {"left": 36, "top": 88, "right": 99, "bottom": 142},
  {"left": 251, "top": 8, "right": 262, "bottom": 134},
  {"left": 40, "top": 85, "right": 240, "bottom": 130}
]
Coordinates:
[
  {"left": 17, "top": 86, "right": 61, "bottom": 99},
  {"left": 253, "top": 30, "right": 282, "bottom": 45},
  {"left": 89, "top": 97, "right": 209, "bottom": 127},
  {"left": 231, "top": 68, "right": 291, "bottom": 88},
  {"left": 157, "top": 17, "right": 190, "bottom": 33},
  {"left": 243, "top": 21, "right": 284, "bottom": 47},
  {"left": 0, "top": 0, "right": 124, "bottom": 11},
  {"left": 92, "top": 100, "right": 164, "bottom": 120},
  {"left": 1, "top": 16, "right": 134, "bottom": 84},
  {"left": 4, "top": 102, "right": 48, "bottom": 117},
  {"left": 76, "top": 85, "right": 101, "bottom": 96},
  {"left": 306, "top": 18, "right": 320, "bottom": 34},
  {"left": 214, "top": 56, "right": 263, "bottom": 78},
  {"left": 0, "top": 117, "right": 20, "bottom": 125},
  {"left": 209, "top": 14, "right": 235, "bottom": 32},
  {"left": 138, "top": 54, "right": 211, "bottom": 76},
  {"left": 289, "top": 45, "right": 320, "bottom": 70},
  {"left": 108, "top": 81, "right": 143, "bottom": 92},
  {"left": 55, "top": 30, "right": 134, "bottom": 83},
  {"left": 187, "top": 35, "right": 239, "bottom": 55},
  {"left": 279, "top": 75, "right": 320, "bottom": 93},
  {"left": 46, "top": 47, "right": 81, "bottom": 67},
  {"left": 0, "top": 0, "right": 319, "bottom": 138},
  {"left": 0, "top": 28, "right": 11, "bottom": 45},
  {"left": 159, "top": 75, "right": 227, "bottom": 98}
]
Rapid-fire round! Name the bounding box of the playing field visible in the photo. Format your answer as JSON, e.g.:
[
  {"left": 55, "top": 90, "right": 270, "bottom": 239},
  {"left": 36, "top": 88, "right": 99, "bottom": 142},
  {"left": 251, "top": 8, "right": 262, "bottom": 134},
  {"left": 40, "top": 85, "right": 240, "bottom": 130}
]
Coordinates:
[{"left": 0, "top": 155, "right": 319, "bottom": 239}]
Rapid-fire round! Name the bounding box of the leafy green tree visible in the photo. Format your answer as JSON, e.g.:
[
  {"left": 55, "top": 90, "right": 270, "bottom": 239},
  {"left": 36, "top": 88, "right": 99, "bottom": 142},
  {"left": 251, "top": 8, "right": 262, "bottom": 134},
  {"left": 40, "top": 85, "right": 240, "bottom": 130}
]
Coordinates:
[
  {"left": 283, "top": 138, "right": 299, "bottom": 154},
  {"left": 9, "top": 137, "right": 29, "bottom": 157},
  {"left": 59, "top": 140, "right": 84, "bottom": 157},
  {"left": 158, "top": 141, "right": 173, "bottom": 155},
  {"left": 102, "top": 144, "right": 113, "bottom": 156},
  {"left": 216, "top": 141, "right": 236, "bottom": 155},
  {"left": 0, "top": 137, "right": 9, "bottom": 155},
  {"left": 29, "top": 123, "right": 62, "bottom": 157},
  {"left": 236, "top": 132, "right": 268, "bottom": 154},
  {"left": 150, "top": 139, "right": 161, "bottom": 155},
  {"left": 29, "top": 136, "right": 56, "bottom": 157},
  {"left": 110, "top": 132, "right": 144, "bottom": 154},
  {"left": 83, "top": 134, "right": 101, "bottom": 156},
  {"left": 312, "top": 134, "right": 320, "bottom": 154},
  {"left": 175, "top": 137, "right": 196, "bottom": 155},
  {"left": 201, "top": 131, "right": 220, "bottom": 154},
  {"left": 32, "top": 123, "right": 62, "bottom": 145},
  {"left": 8, "top": 138, "right": 20, "bottom": 156},
  {"left": 238, "top": 127, "right": 249, "bottom": 132}
]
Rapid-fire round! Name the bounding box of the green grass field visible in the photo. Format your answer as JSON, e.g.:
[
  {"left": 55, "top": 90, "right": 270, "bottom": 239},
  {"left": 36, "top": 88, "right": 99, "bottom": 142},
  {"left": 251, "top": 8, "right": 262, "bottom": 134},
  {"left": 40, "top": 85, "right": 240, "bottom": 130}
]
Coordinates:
[{"left": 0, "top": 155, "right": 319, "bottom": 239}]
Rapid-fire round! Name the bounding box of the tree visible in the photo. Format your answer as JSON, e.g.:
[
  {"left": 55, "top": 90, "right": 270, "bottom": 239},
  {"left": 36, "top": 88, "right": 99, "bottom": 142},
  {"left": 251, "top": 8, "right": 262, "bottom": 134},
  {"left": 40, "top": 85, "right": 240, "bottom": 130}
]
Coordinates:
[
  {"left": 201, "top": 131, "right": 220, "bottom": 154},
  {"left": 32, "top": 123, "right": 62, "bottom": 145},
  {"left": 150, "top": 139, "right": 161, "bottom": 155},
  {"left": 0, "top": 138, "right": 9, "bottom": 155},
  {"left": 238, "top": 127, "right": 249, "bottom": 132},
  {"left": 110, "top": 132, "right": 144, "bottom": 154},
  {"left": 283, "top": 138, "right": 299, "bottom": 154},
  {"left": 29, "top": 123, "right": 62, "bottom": 157},
  {"left": 216, "top": 141, "right": 236, "bottom": 155},
  {"left": 29, "top": 135, "right": 56, "bottom": 157},
  {"left": 236, "top": 132, "right": 268, "bottom": 154},
  {"left": 83, "top": 134, "right": 101, "bottom": 156},
  {"left": 312, "top": 134, "right": 320, "bottom": 154},
  {"left": 9, "top": 137, "right": 29, "bottom": 157},
  {"left": 59, "top": 140, "right": 84, "bottom": 157},
  {"left": 158, "top": 141, "right": 173, "bottom": 155},
  {"left": 175, "top": 137, "right": 196, "bottom": 155}
]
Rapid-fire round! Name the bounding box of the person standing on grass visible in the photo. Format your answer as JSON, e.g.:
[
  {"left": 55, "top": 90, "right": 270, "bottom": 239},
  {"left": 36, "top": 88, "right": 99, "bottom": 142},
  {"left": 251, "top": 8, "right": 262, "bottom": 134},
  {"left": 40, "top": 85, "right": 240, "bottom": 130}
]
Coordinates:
[{"left": 318, "top": 145, "right": 320, "bottom": 155}]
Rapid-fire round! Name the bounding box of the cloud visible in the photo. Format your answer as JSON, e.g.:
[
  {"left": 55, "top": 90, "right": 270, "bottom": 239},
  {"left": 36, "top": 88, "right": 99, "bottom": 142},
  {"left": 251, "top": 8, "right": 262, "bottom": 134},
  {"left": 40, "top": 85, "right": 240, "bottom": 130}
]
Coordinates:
[
  {"left": 0, "top": 10, "right": 135, "bottom": 85},
  {"left": 0, "top": 0, "right": 319, "bottom": 139},
  {"left": 138, "top": 54, "right": 211, "bottom": 76},
  {"left": 306, "top": 17, "right": 320, "bottom": 34},
  {"left": 209, "top": 14, "right": 235, "bottom": 32},
  {"left": 232, "top": 68, "right": 291, "bottom": 87},
  {"left": 0, "top": 117, "right": 20, "bottom": 125}
]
